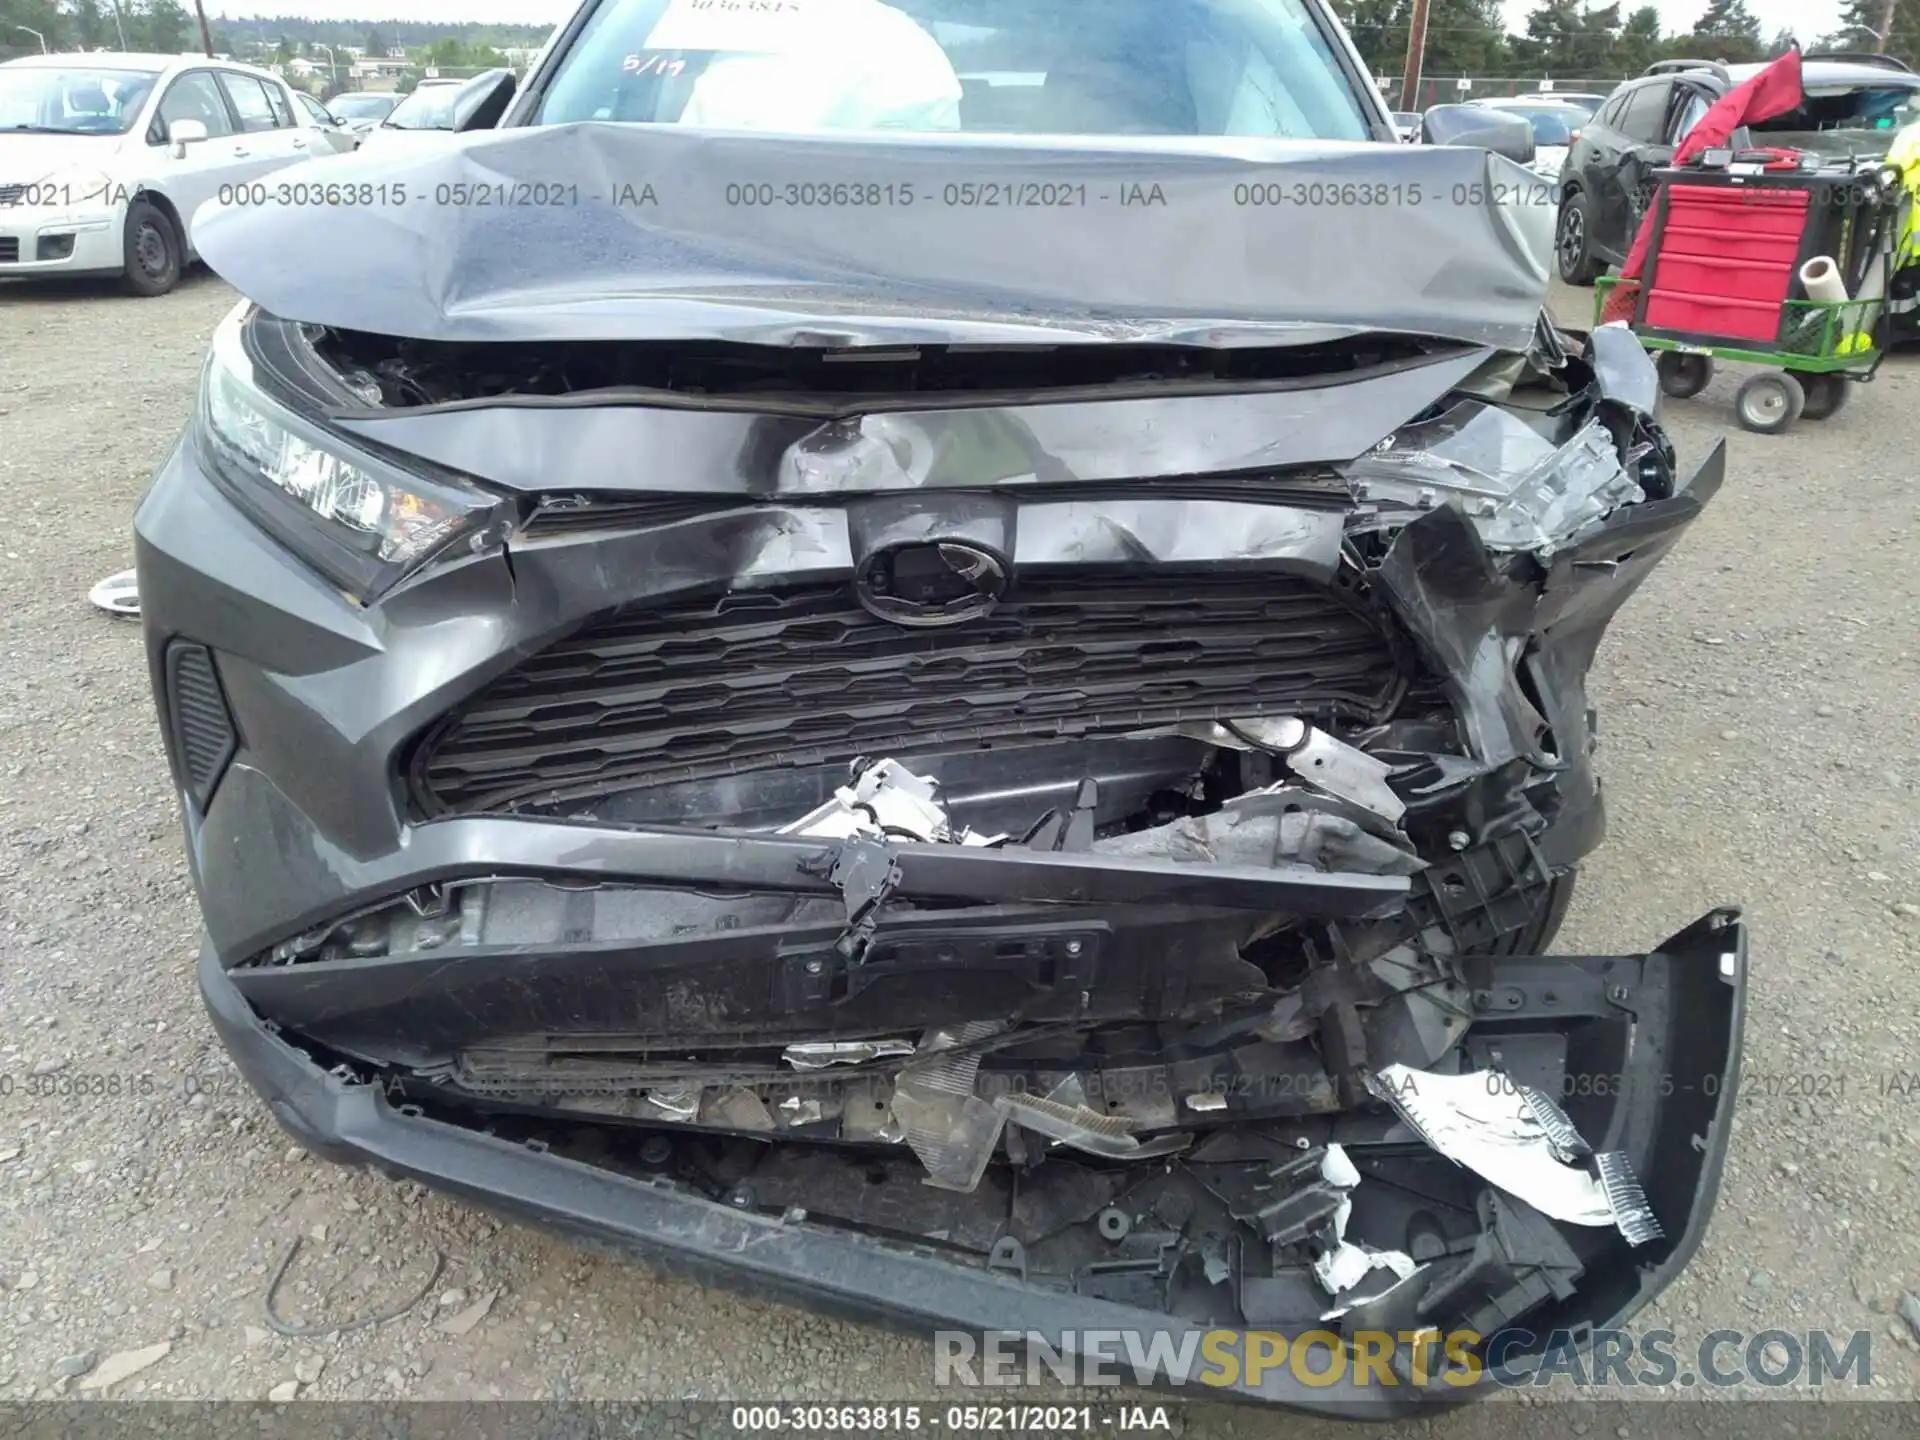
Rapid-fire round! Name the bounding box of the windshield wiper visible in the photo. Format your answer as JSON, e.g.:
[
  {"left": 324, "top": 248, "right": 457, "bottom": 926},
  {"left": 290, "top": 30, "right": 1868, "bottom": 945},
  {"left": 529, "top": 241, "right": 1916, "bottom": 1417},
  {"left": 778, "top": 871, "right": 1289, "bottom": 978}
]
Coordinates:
[{"left": 3, "top": 124, "right": 87, "bottom": 134}]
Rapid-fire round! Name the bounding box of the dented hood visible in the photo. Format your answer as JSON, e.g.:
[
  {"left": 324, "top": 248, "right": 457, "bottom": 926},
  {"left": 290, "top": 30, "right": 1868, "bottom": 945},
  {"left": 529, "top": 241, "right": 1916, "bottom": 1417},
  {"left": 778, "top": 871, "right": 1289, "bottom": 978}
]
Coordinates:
[{"left": 192, "top": 122, "right": 1556, "bottom": 349}]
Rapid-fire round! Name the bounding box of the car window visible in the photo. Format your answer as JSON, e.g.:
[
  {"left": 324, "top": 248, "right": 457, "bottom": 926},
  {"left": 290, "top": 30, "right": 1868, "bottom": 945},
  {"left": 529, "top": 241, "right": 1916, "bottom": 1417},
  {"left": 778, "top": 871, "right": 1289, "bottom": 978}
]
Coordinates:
[
  {"left": 383, "top": 83, "right": 462, "bottom": 130},
  {"left": 1491, "top": 104, "right": 1582, "bottom": 145},
  {"left": 1595, "top": 92, "right": 1627, "bottom": 129},
  {"left": 296, "top": 92, "right": 333, "bottom": 125},
  {"left": 1750, "top": 83, "right": 1920, "bottom": 155},
  {"left": 219, "top": 74, "right": 288, "bottom": 132},
  {"left": 263, "top": 80, "right": 297, "bottom": 128},
  {"left": 152, "top": 71, "right": 236, "bottom": 142},
  {"left": 1616, "top": 80, "right": 1672, "bottom": 144},
  {"left": 332, "top": 93, "right": 399, "bottom": 120},
  {"left": 1671, "top": 87, "right": 1711, "bottom": 144},
  {"left": 532, "top": 0, "right": 1374, "bottom": 140},
  {"left": 0, "top": 66, "right": 160, "bottom": 135}
]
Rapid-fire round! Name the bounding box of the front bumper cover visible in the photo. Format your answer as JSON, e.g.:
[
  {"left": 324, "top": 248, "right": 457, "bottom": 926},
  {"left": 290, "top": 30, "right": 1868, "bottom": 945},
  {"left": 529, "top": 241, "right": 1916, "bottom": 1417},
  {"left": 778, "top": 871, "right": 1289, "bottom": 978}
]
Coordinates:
[{"left": 202, "top": 908, "right": 1745, "bottom": 1417}]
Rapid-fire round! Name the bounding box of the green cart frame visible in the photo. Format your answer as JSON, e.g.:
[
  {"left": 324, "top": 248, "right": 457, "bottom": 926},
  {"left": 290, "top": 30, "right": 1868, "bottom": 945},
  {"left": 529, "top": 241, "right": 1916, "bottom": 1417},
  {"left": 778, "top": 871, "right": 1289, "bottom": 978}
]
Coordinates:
[{"left": 1593, "top": 276, "right": 1885, "bottom": 433}]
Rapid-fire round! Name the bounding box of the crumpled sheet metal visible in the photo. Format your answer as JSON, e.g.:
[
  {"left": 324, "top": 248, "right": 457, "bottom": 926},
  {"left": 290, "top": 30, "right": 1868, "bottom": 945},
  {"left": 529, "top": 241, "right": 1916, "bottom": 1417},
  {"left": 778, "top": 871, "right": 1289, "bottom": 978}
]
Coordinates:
[
  {"left": 1368, "top": 1064, "right": 1663, "bottom": 1246},
  {"left": 193, "top": 123, "right": 1552, "bottom": 350}
]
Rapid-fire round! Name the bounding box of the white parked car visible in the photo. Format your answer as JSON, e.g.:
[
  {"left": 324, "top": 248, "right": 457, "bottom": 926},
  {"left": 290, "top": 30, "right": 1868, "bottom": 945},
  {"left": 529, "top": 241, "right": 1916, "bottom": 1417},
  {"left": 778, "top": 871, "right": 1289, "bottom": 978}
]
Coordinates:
[
  {"left": 290, "top": 91, "right": 361, "bottom": 156},
  {"left": 0, "top": 52, "right": 326, "bottom": 294},
  {"left": 323, "top": 90, "right": 402, "bottom": 141},
  {"left": 352, "top": 79, "right": 466, "bottom": 156}
]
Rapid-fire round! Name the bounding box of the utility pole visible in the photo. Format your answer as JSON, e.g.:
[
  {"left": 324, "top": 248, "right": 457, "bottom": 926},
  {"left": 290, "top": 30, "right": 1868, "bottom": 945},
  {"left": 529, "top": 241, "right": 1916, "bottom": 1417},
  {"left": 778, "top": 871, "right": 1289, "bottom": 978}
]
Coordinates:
[
  {"left": 1400, "top": 0, "right": 1433, "bottom": 114},
  {"left": 110, "top": 1, "right": 128, "bottom": 50},
  {"left": 1877, "top": 0, "right": 1898, "bottom": 50},
  {"left": 193, "top": 0, "right": 214, "bottom": 56}
]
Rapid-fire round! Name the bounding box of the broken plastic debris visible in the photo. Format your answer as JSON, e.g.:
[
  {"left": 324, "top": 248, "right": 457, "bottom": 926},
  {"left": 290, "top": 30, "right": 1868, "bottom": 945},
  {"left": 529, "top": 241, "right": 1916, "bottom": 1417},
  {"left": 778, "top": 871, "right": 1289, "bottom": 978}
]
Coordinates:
[
  {"left": 1367, "top": 1064, "right": 1664, "bottom": 1246},
  {"left": 779, "top": 757, "right": 1000, "bottom": 846},
  {"left": 1314, "top": 1238, "right": 1419, "bottom": 1296},
  {"left": 890, "top": 1021, "right": 1007, "bottom": 1192},
  {"left": 704, "top": 1088, "right": 776, "bottom": 1132},
  {"left": 88, "top": 568, "right": 139, "bottom": 618},
  {"left": 996, "top": 1076, "right": 1141, "bottom": 1159},
  {"left": 1308, "top": 1143, "right": 1422, "bottom": 1298},
  {"left": 782, "top": 1038, "right": 915, "bottom": 1070},
  {"left": 1320, "top": 1142, "right": 1361, "bottom": 1189},
  {"left": 1177, "top": 717, "right": 1406, "bottom": 823},
  {"left": 776, "top": 1094, "right": 826, "bottom": 1127},
  {"left": 640, "top": 1087, "right": 699, "bottom": 1122}
]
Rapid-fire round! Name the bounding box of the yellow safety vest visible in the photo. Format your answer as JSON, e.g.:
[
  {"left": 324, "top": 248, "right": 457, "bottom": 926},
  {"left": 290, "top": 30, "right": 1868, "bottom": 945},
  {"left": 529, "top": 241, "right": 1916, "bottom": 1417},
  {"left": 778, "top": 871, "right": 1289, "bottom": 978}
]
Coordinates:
[{"left": 1888, "top": 120, "right": 1920, "bottom": 270}]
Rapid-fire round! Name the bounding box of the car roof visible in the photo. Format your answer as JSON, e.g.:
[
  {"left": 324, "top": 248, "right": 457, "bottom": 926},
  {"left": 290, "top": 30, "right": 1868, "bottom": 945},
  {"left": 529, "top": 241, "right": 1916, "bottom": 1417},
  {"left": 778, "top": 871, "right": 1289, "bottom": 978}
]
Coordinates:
[
  {"left": 1474, "top": 96, "right": 1589, "bottom": 111},
  {"left": 1, "top": 51, "right": 284, "bottom": 82},
  {"left": 1652, "top": 59, "right": 1920, "bottom": 92}
]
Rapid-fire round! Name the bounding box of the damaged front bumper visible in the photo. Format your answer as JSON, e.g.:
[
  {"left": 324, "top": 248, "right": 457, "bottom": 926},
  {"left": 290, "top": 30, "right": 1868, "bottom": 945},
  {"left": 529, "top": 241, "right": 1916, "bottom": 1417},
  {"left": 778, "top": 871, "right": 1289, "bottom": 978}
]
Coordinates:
[
  {"left": 203, "top": 906, "right": 1744, "bottom": 1414},
  {"left": 139, "top": 259, "right": 1741, "bottom": 1410}
]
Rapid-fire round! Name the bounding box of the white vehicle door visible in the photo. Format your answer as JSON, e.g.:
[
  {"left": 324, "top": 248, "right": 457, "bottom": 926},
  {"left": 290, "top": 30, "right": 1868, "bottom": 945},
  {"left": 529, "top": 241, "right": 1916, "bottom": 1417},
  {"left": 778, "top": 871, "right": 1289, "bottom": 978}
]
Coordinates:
[
  {"left": 293, "top": 90, "right": 357, "bottom": 155},
  {"left": 214, "top": 72, "right": 309, "bottom": 179},
  {"left": 144, "top": 69, "right": 246, "bottom": 247}
]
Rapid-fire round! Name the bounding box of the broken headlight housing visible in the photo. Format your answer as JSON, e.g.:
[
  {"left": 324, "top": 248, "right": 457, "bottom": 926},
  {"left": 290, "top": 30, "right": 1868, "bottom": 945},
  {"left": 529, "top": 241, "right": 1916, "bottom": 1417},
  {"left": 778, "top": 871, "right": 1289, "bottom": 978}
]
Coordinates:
[
  {"left": 1345, "top": 402, "right": 1645, "bottom": 560},
  {"left": 195, "top": 307, "right": 499, "bottom": 602}
]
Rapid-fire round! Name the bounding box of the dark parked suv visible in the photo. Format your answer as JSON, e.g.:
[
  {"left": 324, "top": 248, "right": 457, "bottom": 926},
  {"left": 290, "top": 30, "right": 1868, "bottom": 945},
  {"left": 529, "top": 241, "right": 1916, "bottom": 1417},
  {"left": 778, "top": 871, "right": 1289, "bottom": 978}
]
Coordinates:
[
  {"left": 1557, "top": 51, "right": 1920, "bottom": 283},
  {"left": 135, "top": 0, "right": 1746, "bottom": 1413}
]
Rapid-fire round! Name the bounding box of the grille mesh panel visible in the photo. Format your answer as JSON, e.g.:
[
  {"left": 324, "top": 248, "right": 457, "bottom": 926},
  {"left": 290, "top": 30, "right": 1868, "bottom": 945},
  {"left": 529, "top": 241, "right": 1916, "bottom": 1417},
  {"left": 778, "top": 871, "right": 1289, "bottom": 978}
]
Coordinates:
[
  {"left": 414, "top": 571, "right": 1406, "bottom": 815},
  {"left": 166, "top": 642, "right": 236, "bottom": 806}
]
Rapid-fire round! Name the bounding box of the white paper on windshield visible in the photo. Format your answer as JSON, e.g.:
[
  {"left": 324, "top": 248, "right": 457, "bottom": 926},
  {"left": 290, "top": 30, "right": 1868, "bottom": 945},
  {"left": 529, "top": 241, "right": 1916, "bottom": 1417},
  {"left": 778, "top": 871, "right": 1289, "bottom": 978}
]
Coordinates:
[{"left": 645, "top": 0, "right": 825, "bottom": 53}]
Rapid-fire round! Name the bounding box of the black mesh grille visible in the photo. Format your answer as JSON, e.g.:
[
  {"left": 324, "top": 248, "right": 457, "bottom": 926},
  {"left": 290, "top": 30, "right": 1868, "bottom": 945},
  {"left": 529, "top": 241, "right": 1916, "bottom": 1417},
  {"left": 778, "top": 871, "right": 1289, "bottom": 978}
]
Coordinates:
[
  {"left": 414, "top": 571, "right": 1407, "bottom": 816},
  {"left": 520, "top": 496, "right": 740, "bottom": 536},
  {"left": 0, "top": 237, "right": 18, "bottom": 264},
  {"left": 166, "top": 642, "right": 236, "bottom": 807}
]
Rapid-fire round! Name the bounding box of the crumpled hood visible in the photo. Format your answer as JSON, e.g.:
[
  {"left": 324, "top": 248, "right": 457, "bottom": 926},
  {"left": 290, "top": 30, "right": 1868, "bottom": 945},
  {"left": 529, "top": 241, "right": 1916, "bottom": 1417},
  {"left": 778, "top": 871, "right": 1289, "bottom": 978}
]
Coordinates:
[{"left": 191, "top": 122, "right": 1555, "bottom": 349}]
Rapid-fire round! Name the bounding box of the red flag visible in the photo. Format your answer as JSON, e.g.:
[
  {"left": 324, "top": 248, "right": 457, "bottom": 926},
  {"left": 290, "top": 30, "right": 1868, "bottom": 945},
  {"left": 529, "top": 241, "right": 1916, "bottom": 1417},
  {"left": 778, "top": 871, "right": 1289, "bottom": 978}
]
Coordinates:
[{"left": 1605, "top": 47, "right": 1807, "bottom": 320}]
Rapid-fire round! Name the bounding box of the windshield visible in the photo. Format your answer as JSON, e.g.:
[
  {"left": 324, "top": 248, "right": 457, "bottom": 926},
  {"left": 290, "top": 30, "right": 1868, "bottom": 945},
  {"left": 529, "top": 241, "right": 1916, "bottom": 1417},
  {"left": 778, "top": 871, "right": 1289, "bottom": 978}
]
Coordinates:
[
  {"left": 383, "top": 84, "right": 460, "bottom": 130},
  {"left": 1491, "top": 104, "right": 1581, "bottom": 145},
  {"left": 1539, "top": 94, "right": 1602, "bottom": 117},
  {"left": 0, "top": 66, "right": 161, "bottom": 135},
  {"left": 1750, "top": 85, "right": 1920, "bottom": 156},
  {"left": 333, "top": 93, "right": 399, "bottom": 120},
  {"left": 534, "top": 0, "right": 1373, "bottom": 140}
]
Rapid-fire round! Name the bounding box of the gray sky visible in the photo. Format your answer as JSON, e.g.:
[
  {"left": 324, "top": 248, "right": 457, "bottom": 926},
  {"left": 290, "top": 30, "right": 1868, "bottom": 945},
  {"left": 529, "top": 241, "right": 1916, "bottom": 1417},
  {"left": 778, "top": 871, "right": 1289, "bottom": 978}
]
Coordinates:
[{"left": 208, "top": 1, "right": 1849, "bottom": 44}]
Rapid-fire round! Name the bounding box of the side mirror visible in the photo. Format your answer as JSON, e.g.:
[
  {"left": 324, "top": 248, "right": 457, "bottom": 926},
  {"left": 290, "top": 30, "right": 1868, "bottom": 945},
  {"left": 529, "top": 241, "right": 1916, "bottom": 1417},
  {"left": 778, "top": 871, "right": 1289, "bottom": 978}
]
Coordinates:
[
  {"left": 452, "top": 69, "right": 517, "bottom": 133},
  {"left": 168, "top": 117, "right": 208, "bottom": 158},
  {"left": 1420, "top": 104, "right": 1536, "bottom": 165}
]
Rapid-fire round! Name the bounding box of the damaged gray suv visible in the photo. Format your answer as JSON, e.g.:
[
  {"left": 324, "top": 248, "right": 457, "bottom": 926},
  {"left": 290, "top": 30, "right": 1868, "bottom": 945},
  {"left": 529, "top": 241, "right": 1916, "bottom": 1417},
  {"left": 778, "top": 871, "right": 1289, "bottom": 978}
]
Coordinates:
[{"left": 135, "top": 0, "right": 1745, "bottom": 1414}]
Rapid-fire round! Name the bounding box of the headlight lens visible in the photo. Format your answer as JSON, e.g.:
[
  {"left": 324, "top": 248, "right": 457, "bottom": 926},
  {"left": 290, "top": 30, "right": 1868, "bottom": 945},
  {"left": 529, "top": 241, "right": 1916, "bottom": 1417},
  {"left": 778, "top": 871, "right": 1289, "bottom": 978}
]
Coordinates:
[
  {"left": 20, "top": 168, "right": 115, "bottom": 212},
  {"left": 196, "top": 306, "right": 498, "bottom": 601}
]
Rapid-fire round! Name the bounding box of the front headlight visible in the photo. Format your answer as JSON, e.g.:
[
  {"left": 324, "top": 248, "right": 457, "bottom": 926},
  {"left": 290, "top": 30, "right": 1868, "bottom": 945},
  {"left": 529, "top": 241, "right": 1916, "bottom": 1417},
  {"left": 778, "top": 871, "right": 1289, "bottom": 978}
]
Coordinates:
[
  {"left": 20, "top": 167, "right": 116, "bottom": 213},
  {"left": 196, "top": 306, "right": 499, "bottom": 602}
]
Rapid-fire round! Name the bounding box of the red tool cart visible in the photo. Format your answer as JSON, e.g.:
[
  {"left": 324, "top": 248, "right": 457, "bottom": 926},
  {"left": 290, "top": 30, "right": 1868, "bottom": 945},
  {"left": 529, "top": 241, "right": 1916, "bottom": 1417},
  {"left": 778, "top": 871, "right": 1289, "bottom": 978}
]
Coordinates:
[{"left": 1596, "top": 156, "right": 1904, "bottom": 434}]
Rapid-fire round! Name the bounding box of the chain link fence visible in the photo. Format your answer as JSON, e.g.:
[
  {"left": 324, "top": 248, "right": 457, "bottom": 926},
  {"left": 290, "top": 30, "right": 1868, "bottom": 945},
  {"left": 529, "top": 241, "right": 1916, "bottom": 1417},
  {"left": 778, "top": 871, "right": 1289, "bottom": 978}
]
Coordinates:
[{"left": 1386, "top": 75, "right": 1630, "bottom": 109}]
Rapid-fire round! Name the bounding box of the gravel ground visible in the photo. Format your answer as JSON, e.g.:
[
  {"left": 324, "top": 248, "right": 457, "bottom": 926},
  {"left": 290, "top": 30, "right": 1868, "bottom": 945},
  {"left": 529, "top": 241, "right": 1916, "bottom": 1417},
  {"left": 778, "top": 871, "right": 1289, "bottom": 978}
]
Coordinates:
[{"left": 0, "top": 267, "right": 1916, "bottom": 1432}]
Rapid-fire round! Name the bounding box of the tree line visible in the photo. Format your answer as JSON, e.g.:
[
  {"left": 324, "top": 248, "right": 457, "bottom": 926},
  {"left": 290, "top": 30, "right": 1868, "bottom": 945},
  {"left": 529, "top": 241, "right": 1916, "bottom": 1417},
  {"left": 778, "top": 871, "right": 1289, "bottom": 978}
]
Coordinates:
[
  {"left": 1332, "top": 0, "right": 1917, "bottom": 81},
  {"left": 0, "top": 2, "right": 549, "bottom": 60},
  {"left": 4, "top": 0, "right": 1916, "bottom": 78}
]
